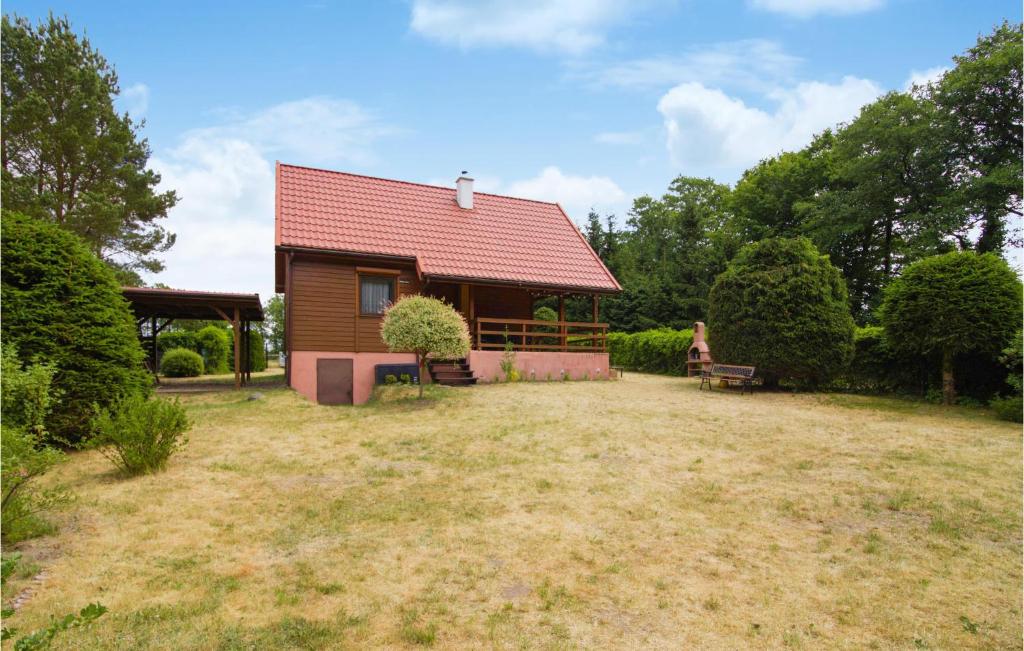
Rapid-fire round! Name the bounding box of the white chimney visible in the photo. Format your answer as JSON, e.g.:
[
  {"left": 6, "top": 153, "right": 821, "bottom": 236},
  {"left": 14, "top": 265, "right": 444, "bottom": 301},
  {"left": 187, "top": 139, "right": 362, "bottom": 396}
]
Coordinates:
[{"left": 456, "top": 172, "right": 473, "bottom": 209}]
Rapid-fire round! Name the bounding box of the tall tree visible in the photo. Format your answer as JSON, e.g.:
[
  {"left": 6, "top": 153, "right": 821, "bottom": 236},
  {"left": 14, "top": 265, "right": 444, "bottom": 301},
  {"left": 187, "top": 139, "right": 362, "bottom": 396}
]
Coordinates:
[
  {"left": 1, "top": 14, "right": 177, "bottom": 280},
  {"left": 607, "top": 177, "right": 737, "bottom": 330},
  {"left": 264, "top": 294, "right": 285, "bottom": 354},
  {"left": 929, "top": 21, "right": 1023, "bottom": 252},
  {"left": 803, "top": 91, "right": 949, "bottom": 319}
]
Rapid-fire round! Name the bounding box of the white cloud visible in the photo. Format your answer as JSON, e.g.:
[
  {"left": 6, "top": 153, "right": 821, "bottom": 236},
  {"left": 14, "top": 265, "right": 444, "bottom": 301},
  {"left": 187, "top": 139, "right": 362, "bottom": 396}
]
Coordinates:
[
  {"left": 658, "top": 76, "right": 881, "bottom": 180},
  {"left": 503, "top": 166, "right": 627, "bottom": 219},
  {"left": 410, "top": 0, "right": 648, "bottom": 55},
  {"left": 904, "top": 66, "right": 949, "bottom": 91},
  {"left": 749, "top": 0, "right": 884, "bottom": 18},
  {"left": 594, "top": 130, "right": 645, "bottom": 145},
  {"left": 120, "top": 83, "right": 150, "bottom": 119},
  {"left": 145, "top": 97, "right": 394, "bottom": 300},
  {"left": 192, "top": 97, "right": 393, "bottom": 166},
  {"left": 585, "top": 39, "right": 801, "bottom": 91}
]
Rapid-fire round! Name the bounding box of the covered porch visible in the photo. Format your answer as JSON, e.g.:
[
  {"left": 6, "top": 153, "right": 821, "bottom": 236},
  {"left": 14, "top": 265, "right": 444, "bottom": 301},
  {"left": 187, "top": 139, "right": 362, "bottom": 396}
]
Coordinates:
[{"left": 421, "top": 281, "right": 609, "bottom": 353}]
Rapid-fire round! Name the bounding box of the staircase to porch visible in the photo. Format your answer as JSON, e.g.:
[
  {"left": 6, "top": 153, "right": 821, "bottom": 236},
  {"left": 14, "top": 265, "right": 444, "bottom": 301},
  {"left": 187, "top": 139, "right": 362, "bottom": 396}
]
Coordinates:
[{"left": 428, "top": 359, "right": 477, "bottom": 386}]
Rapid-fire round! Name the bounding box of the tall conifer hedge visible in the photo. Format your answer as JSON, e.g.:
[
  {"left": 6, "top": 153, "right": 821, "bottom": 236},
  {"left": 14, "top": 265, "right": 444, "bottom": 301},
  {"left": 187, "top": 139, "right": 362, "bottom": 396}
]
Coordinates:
[{"left": 2, "top": 212, "right": 150, "bottom": 442}]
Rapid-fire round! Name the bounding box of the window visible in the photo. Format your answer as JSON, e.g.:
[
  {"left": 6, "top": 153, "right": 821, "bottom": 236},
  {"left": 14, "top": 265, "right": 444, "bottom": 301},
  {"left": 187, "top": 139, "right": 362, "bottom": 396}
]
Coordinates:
[{"left": 359, "top": 275, "right": 395, "bottom": 315}]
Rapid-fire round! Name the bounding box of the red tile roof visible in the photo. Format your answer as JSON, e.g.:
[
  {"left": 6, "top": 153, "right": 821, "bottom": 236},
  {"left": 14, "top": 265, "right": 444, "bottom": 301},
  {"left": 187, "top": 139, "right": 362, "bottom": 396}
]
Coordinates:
[{"left": 275, "top": 163, "right": 621, "bottom": 292}]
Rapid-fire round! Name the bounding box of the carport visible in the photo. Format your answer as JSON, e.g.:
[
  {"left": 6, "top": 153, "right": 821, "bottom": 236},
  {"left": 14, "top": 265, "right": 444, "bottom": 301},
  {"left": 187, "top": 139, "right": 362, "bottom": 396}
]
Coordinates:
[{"left": 122, "top": 287, "right": 264, "bottom": 389}]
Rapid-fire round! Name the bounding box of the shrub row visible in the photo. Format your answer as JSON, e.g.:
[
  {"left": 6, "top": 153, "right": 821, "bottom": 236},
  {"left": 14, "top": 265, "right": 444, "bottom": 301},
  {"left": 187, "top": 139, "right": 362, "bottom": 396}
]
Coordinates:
[
  {"left": 835, "top": 326, "right": 1012, "bottom": 403},
  {"left": 608, "top": 328, "right": 694, "bottom": 376},
  {"left": 607, "top": 324, "right": 1015, "bottom": 407},
  {"left": 157, "top": 325, "right": 267, "bottom": 374}
]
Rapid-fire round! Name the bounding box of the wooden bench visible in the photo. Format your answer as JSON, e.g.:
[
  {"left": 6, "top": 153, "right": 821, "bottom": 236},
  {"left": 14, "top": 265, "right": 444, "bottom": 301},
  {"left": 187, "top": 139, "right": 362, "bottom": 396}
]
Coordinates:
[{"left": 699, "top": 363, "right": 757, "bottom": 394}]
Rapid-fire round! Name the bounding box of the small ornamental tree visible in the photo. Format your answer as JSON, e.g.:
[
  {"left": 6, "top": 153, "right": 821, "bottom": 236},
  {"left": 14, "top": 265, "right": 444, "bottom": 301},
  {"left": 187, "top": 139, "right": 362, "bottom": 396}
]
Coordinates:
[
  {"left": 1, "top": 211, "right": 151, "bottom": 443},
  {"left": 708, "top": 237, "right": 856, "bottom": 387},
  {"left": 880, "top": 251, "right": 1021, "bottom": 405},
  {"left": 380, "top": 296, "right": 470, "bottom": 399}
]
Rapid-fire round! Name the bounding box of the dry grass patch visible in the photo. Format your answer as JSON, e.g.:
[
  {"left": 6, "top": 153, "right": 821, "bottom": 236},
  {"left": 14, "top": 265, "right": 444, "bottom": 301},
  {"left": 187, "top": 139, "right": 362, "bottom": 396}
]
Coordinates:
[{"left": 2, "top": 375, "right": 1020, "bottom": 649}]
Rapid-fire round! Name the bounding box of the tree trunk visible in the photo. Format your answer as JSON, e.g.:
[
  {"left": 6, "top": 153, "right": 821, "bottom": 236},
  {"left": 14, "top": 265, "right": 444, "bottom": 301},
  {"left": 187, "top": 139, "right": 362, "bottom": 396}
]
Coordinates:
[
  {"left": 418, "top": 353, "right": 425, "bottom": 400},
  {"left": 941, "top": 347, "right": 955, "bottom": 406}
]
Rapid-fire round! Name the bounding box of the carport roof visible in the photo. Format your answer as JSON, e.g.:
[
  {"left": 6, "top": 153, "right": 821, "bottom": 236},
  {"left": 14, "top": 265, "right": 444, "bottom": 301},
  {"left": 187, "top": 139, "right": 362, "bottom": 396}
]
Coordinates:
[{"left": 122, "top": 287, "right": 264, "bottom": 321}]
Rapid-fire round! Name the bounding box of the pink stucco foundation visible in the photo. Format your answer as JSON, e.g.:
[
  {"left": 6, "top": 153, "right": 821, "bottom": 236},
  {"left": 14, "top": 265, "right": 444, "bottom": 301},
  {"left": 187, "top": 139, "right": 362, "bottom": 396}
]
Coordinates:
[
  {"left": 468, "top": 351, "right": 611, "bottom": 383},
  {"left": 289, "top": 351, "right": 418, "bottom": 405}
]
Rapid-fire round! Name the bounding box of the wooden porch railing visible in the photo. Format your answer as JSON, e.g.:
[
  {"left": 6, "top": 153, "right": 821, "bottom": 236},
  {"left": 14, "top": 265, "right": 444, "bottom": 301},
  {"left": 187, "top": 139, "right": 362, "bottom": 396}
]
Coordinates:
[{"left": 475, "top": 317, "right": 609, "bottom": 352}]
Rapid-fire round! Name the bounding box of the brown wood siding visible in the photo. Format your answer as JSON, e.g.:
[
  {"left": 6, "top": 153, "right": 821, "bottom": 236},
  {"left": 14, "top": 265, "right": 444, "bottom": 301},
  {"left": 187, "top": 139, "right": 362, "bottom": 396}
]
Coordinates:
[
  {"left": 289, "top": 254, "right": 419, "bottom": 352},
  {"left": 473, "top": 285, "right": 533, "bottom": 320}
]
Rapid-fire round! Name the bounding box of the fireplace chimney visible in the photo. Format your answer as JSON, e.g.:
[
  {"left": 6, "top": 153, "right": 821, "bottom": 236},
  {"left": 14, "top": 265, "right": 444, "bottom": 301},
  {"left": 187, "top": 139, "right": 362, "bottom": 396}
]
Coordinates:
[{"left": 456, "top": 172, "right": 473, "bottom": 209}]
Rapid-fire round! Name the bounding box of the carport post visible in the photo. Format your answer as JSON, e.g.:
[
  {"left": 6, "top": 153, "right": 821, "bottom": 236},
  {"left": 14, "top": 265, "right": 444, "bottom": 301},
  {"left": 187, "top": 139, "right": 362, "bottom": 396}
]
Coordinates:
[{"left": 233, "top": 307, "right": 241, "bottom": 390}]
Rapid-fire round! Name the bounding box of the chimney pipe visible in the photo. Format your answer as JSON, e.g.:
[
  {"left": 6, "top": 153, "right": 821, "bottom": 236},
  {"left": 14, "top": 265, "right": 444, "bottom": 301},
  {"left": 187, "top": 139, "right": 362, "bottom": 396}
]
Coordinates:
[{"left": 456, "top": 172, "right": 473, "bottom": 209}]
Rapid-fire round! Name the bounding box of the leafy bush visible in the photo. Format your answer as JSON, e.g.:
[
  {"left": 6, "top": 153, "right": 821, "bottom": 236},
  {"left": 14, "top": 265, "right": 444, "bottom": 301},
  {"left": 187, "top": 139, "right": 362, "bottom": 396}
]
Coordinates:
[
  {"left": 708, "top": 237, "right": 855, "bottom": 387},
  {"left": 160, "top": 348, "right": 204, "bottom": 377},
  {"left": 381, "top": 296, "right": 470, "bottom": 399},
  {"left": 840, "top": 327, "right": 933, "bottom": 394},
  {"left": 228, "top": 328, "right": 267, "bottom": 373},
  {"left": 608, "top": 328, "right": 694, "bottom": 375},
  {"left": 533, "top": 306, "right": 559, "bottom": 346},
  {"left": 384, "top": 374, "right": 398, "bottom": 385},
  {"left": 195, "top": 325, "right": 230, "bottom": 375},
  {"left": 500, "top": 339, "right": 520, "bottom": 382},
  {"left": 1, "top": 211, "right": 151, "bottom": 443},
  {"left": 157, "top": 330, "right": 197, "bottom": 354},
  {"left": 91, "top": 394, "right": 191, "bottom": 475},
  {"left": 837, "top": 325, "right": 1013, "bottom": 402},
  {"left": 2, "top": 600, "right": 107, "bottom": 651},
  {"left": 991, "top": 330, "right": 1022, "bottom": 422},
  {"left": 534, "top": 306, "right": 557, "bottom": 321},
  {"left": 881, "top": 251, "right": 1021, "bottom": 404},
  {"left": 1, "top": 348, "right": 70, "bottom": 543}
]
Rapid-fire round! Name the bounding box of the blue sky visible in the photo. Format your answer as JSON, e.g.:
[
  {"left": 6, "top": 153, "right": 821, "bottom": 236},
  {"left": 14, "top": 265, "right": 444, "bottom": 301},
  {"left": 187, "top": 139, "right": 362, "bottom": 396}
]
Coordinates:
[{"left": 5, "top": 0, "right": 1020, "bottom": 299}]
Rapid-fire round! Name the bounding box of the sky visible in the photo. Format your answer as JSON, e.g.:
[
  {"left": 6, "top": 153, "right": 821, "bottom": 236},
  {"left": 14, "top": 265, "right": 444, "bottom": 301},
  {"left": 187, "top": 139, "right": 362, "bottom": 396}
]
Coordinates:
[{"left": 5, "top": 0, "right": 1021, "bottom": 301}]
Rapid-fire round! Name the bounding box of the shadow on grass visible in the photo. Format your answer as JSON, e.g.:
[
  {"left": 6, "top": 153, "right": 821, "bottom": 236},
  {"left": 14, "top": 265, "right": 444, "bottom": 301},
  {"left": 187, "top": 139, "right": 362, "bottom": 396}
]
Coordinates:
[
  {"left": 821, "top": 393, "right": 1000, "bottom": 422},
  {"left": 366, "top": 384, "right": 462, "bottom": 412}
]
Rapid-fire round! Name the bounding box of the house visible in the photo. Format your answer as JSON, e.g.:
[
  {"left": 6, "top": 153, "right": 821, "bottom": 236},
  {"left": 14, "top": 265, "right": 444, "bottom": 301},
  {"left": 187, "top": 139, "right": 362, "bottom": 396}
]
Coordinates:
[{"left": 274, "top": 163, "right": 622, "bottom": 404}]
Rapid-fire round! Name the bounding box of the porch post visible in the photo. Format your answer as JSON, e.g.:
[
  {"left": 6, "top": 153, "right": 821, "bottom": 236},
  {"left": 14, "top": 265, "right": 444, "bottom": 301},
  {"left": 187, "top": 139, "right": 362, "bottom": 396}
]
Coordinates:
[
  {"left": 558, "top": 295, "right": 567, "bottom": 352},
  {"left": 592, "top": 295, "right": 600, "bottom": 351}
]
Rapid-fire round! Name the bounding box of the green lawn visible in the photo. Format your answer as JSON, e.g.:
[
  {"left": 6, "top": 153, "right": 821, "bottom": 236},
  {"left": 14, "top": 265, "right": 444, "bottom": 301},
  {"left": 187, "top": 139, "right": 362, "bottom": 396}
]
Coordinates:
[{"left": 3, "top": 375, "right": 1021, "bottom": 649}]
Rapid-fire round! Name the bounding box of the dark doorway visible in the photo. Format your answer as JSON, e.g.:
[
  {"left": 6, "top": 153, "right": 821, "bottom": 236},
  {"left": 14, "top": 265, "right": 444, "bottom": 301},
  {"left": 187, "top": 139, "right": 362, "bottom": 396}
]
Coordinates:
[{"left": 317, "top": 358, "right": 353, "bottom": 405}]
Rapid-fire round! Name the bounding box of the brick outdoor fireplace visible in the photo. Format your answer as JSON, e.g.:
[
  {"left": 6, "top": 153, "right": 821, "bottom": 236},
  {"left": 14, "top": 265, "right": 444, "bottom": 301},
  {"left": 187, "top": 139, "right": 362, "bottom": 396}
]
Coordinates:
[{"left": 687, "top": 321, "right": 713, "bottom": 377}]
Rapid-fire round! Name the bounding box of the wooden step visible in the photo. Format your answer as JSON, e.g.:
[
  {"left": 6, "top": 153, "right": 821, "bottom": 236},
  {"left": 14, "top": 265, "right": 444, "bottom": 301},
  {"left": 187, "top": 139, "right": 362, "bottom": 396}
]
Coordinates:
[{"left": 433, "top": 376, "right": 477, "bottom": 386}]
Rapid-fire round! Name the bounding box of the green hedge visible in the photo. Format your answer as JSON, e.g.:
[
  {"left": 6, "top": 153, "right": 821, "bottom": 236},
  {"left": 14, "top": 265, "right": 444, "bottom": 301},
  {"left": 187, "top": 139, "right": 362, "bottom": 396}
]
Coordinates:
[
  {"left": 836, "top": 326, "right": 1010, "bottom": 402},
  {"left": 157, "top": 330, "right": 197, "bottom": 354},
  {"left": 608, "top": 328, "right": 694, "bottom": 375},
  {"left": 228, "top": 329, "right": 267, "bottom": 373}
]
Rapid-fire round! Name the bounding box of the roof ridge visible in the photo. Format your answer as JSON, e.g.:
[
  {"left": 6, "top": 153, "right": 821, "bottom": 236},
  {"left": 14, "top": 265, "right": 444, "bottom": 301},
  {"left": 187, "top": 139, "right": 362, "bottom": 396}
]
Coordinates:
[{"left": 278, "top": 162, "right": 563, "bottom": 207}]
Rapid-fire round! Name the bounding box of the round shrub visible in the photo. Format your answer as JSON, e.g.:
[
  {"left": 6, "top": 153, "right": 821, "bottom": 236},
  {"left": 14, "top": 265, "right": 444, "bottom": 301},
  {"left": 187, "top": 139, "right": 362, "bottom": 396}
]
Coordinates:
[
  {"left": 195, "top": 325, "right": 230, "bottom": 374},
  {"left": 708, "top": 237, "right": 855, "bottom": 387},
  {"left": 882, "top": 252, "right": 1021, "bottom": 405},
  {"left": 381, "top": 295, "right": 470, "bottom": 399},
  {"left": 160, "top": 348, "right": 204, "bottom": 377},
  {"left": 1, "top": 211, "right": 150, "bottom": 443},
  {"left": 534, "top": 306, "right": 558, "bottom": 322}
]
